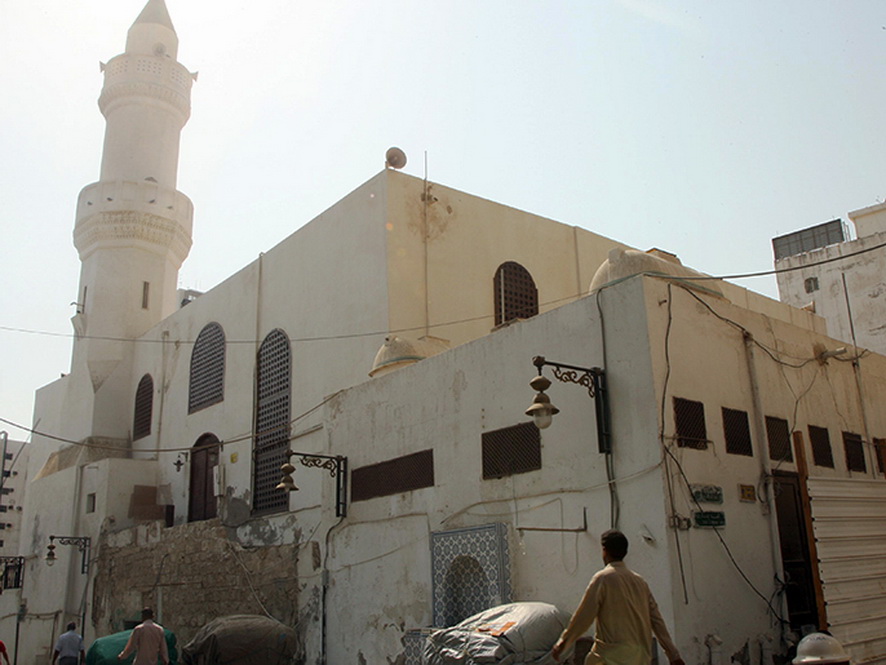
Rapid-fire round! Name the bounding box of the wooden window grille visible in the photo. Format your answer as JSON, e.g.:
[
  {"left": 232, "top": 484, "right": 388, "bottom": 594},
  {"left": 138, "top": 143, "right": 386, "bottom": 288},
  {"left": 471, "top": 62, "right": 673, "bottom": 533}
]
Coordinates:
[
  {"left": 494, "top": 262, "right": 538, "bottom": 326},
  {"left": 765, "top": 416, "right": 793, "bottom": 462},
  {"left": 133, "top": 374, "right": 153, "bottom": 440},
  {"left": 482, "top": 422, "right": 541, "bottom": 479},
  {"left": 722, "top": 407, "right": 753, "bottom": 456},
  {"left": 351, "top": 450, "right": 434, "bottom": 502},
  {"left": 808, "top": 426, "right": 834, "bottom": 468},
  {"left": 842, "top": 431, "right": 866, "bottom": 473},
  {"left": 673, "top": 397, "right": 708, "bottom": 449},
  {"left": 188, "top": 322, "right": 226, "bottom": 413},
  {"left": 875, "top": 438, "right": 886, "bottom": 475},
  {"left": 253, "top": 330, "right": 291, "bottom": 514},
  {"left": 2, "top": 559, "right": 23, "bottom": 589}
]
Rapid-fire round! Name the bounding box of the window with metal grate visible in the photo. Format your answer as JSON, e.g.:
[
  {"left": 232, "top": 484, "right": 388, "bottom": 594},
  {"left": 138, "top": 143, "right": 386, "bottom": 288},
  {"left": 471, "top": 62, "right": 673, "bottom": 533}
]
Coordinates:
[
  {"left": 493, "top": 262, "right": 538, "bottom": 326},
  {"left": 808, "top": 425, "right": 834, "bottom": 468},
  {"left": 351, "top": 450, "right": 434, "bottom": 502},
  {"left": 673, "top": 397, "right": 708, "bottom": 449},
  {"left": 188, "top": 322, "right": 225, "bottom": 413},
  {"left": 765, "top": 416, "right": 793, "bottom": 462},
  {"left": 253, "top": 330, "right": 291, "bottom": 514},
  {"left": 875, "top": 438, "right": 886, "bottom": 475},
  {"left": 133, "top": 374, "right": 153, "bottom": 440},
  {"left": 722, "top": 407, "right": 753, "bottom": 456},
  {"left": 842, "top": 431, "right": 866, "bottom": 473},
  {"left": 482, "top": 422, "right": 541, "bottom": 479}
]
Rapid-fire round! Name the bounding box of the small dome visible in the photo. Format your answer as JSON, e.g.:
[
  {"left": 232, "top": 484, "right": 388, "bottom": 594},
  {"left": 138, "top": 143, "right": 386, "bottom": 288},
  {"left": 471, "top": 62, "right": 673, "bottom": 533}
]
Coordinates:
[
  {"left": 589, "top": 247, "right": 723, "bottom": 297},
  {"left": 369, "top": 335, "right": 449, "bottom": 377}
]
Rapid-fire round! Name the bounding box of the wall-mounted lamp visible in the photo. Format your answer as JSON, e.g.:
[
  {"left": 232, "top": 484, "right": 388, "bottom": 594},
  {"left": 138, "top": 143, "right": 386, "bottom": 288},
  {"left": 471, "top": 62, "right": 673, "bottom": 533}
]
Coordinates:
[
  {"left": 45, "top": 536, "right": 91, "bottom": 575},
  {"left": 277, "top": 451, "right": 348, "bottom": 518},
  {"left": 173, "top": 452, "right": 188, "bottom": 473},
  {"left": 525, "top": 355, "right": 611, "bottom": 453},
  {"left": 817, "top": 346, "right": 847, "bottom": 362}
]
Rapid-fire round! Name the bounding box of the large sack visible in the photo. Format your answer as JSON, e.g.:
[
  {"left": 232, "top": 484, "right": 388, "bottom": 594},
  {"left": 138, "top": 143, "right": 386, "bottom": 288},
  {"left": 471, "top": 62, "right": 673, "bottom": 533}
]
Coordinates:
[
  {"left": 180, "top": 614, "right": 299, "bottom": 665},
  {"left": 424, "top": 602, "right": 570, "bottom": 665},
  {"left": 86, "top": 628, "right": 178, "bottom": 665}
]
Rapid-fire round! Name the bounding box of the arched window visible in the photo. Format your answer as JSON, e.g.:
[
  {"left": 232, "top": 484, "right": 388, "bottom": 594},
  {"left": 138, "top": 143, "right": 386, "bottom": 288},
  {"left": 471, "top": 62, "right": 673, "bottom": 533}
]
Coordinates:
[
  {"left": 189, "top": 322, "right": 226, "bottom": 413},
  {"left": 189, "top": 433, "right": 220, "bottom": 522},
  {"left": 133, "top": 374, "right": 154, "bottom": 440},
  {"left": 253, "top": 329, "right": 291, "bottom": 514},
  {"left": 493, "top": 261, "right": 538, "bottom": 326}
]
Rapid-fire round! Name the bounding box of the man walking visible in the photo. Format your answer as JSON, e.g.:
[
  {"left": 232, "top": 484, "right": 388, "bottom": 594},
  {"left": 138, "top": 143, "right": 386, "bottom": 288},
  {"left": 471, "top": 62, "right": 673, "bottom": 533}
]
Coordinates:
[
  {"left": 118, "top": 608, "right": 169, "bottom": 665},
  {"left": 51, "top": 622, "right": 85, "bottom": 665},
  {"left": 553, "top": 530, "right": 685, "bottom": 665}
]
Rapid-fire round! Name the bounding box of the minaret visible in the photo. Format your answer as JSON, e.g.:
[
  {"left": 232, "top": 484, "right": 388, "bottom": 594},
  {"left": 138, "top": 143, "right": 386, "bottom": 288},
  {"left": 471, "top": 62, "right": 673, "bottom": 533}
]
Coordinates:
[{"left": 71, "top": 0, "right": 195, "bottom": 391}]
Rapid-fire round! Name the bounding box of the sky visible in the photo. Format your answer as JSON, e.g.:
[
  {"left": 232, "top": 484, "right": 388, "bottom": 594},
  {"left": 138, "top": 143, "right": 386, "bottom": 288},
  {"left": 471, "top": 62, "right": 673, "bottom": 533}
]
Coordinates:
[{"left": 1, "top": 0, "right": 885, "bottom": 437}]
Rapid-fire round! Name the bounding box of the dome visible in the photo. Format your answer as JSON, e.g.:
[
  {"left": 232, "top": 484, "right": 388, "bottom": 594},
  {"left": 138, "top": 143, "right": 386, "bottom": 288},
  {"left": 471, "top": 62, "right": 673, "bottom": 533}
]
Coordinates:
[
  {"left": 369, "top": 335, "right": 449, "bottom": 377},
  {"left": 589, "top": 247, "right": 723, "bottom": 297}
]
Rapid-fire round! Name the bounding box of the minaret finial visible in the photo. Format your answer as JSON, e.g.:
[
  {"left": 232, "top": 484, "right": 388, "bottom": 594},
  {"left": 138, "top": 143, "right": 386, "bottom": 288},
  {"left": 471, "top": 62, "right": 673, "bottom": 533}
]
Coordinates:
[{"left": 127, "top": 0, "right": 178, "bottom": 59}]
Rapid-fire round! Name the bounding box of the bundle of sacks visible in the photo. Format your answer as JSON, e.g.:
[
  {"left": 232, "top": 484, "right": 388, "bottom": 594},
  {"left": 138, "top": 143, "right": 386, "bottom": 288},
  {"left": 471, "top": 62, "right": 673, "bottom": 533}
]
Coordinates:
[{"left": 424, "top": 602, "right": 570, "bottom": 665}]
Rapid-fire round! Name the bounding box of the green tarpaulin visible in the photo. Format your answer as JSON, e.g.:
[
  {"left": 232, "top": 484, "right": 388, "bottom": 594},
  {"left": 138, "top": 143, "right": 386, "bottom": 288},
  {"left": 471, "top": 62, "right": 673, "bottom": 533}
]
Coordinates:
[{"left": 86, "top": 628, "right": 178, "bottom": 665}]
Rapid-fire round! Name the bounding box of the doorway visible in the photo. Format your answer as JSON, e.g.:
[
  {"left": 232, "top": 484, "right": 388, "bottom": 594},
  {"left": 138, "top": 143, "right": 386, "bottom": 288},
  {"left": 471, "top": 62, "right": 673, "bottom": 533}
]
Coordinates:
[{"left": 773, "top": 472, "right": 820, "bottom": 631}]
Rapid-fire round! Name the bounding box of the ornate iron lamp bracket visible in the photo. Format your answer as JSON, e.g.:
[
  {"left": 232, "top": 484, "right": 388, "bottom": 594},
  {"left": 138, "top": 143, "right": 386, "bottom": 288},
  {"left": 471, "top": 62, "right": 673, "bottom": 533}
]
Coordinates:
[{"left": 530, "top": 355, "right": 611, "bottom": 454}]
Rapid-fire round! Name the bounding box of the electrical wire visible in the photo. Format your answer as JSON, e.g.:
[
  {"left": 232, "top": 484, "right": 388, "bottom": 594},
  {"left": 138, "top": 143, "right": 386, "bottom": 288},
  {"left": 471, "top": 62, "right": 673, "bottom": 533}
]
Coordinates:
[
  {"left": 0, "top": 389, "right": 342, "bottom": 454},
  {"left": 3, "top": 236, "right": 885, "bottom": 348},
  {"left": 656, "top": 282, "right": 790, "bottom": 625}
]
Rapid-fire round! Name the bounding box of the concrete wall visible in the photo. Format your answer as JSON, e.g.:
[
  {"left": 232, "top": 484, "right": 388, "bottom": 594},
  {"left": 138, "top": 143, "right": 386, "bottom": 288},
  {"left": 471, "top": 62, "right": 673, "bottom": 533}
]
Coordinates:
[{"left": 776, "top": 205, "right": 886, "bottom": 357}]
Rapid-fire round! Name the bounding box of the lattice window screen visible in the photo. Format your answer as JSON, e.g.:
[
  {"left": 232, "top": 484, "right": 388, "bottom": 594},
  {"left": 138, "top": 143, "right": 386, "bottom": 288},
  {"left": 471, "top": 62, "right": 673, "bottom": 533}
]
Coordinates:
[
  {"left": 674, "top": 397, "right": 708, "bottom": 449},
  {"left": 482, "top": 422, "right": 541, "bottom": 478},
  {"left": 493, "top": 262, "right": 538, "bottom": 326},
  {"left": 189, "top": 322, "right": 225, "bottom": 413},
  {"left": 133, "top": 374, "right": 153, "bottom": 440},
  {"left": 722, "top": 407, "right": 753, "bottom": 456},
  {"left": 351, "top": 450, "right": 435, "bottom": 502},
  {"left": 766, "top": 416, "right": 793, "bottom": 462},
  {"left": 842, "top": 431, "right": 866, "bottom": 473},
  {"left": 808, "top": 426, "right": 834, "bottom": 468},
  {"left": 253, "top": 329, "right": 291, "bottom": 514}
]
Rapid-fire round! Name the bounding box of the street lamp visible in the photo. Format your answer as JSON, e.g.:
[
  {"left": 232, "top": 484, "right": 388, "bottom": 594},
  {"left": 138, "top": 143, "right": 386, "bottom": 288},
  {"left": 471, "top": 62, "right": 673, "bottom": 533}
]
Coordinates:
[
  {"left": 45, "top": 536, "right": 91, "bottom": 575},
  {"left": 277, "top": 451, "right": 348, "bottom": 518},
  {"left": 525, "top": 355, "right": 611, "bottom": 454}
]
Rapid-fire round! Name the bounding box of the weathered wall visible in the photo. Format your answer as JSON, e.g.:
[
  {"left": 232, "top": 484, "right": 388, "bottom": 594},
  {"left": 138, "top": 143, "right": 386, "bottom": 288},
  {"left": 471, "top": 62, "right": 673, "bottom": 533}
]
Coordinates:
[{"left": 92, "top": 519, "right": 304, "bottom": 649}]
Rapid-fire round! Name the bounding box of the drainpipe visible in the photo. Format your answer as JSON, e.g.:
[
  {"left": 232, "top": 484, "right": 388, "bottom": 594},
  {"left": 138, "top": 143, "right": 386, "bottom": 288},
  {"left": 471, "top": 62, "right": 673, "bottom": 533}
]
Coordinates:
[
  {"left": 705, "top": 634, "right": 723, "bottom": 665},
  {"left": 743, "top": 332, "right": 788, "bottom": 631},
  {"left": 759, "top": 633, "right": 773, "bottom": 665},
  {"left": 841, "top": 274, "right": 876, "bottom": 477}
]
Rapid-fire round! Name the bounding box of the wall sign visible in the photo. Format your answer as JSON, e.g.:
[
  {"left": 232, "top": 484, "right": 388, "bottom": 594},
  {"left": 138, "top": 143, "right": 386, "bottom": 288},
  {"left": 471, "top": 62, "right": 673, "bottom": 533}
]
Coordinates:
[{"left": 693, "top": 511, "right": 726, "bottom": 528}]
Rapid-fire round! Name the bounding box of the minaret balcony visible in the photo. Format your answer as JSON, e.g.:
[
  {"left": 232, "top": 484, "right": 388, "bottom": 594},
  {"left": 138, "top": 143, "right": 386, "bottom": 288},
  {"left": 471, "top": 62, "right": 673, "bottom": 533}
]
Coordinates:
[{"left": 74, "top": 180, "right": 193, "bottom": 265}]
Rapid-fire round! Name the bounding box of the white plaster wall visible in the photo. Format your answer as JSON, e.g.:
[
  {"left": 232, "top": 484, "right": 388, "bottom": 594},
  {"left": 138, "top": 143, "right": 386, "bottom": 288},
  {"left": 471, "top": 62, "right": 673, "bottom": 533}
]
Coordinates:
[
  {"left": 128, "top": 171, "right": 393, "bottom": 522},
  {"left": 776, "top": 229, "right": 886, "bottom": 357},
  {"left": 321, "top": 286, "right": 675, "bottom": 664}
]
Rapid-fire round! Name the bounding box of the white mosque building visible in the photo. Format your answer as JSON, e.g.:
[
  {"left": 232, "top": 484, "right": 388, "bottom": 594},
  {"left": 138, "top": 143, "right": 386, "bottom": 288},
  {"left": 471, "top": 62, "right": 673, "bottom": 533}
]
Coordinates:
[{"left": 12, "top": 2, "right": 886, "bottom": 664}]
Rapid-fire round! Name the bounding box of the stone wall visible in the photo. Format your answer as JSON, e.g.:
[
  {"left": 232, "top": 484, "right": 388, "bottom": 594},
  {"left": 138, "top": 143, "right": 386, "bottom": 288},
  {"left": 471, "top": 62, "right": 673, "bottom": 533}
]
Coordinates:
[{"left": 91, "top": 519, "right": 304, "bottom": 648}]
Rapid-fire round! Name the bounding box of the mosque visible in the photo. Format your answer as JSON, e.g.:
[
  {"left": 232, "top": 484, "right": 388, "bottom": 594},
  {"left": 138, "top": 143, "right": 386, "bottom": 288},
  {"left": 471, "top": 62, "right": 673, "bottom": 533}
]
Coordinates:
[{"left": 11, "top": 2, "right": 886, "bottom": 664}]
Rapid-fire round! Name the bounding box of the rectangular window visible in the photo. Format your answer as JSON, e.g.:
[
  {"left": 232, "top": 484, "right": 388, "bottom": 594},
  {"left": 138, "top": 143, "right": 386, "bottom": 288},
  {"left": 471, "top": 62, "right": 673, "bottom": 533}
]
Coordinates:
[
  {"left": 804, "top": 277, "right": 820, "bottom": 294},
  {"left": 142, "top": 281, "right": 150, "bottom": 309},
  {"left": 722, "top": 408, "right": 753, "bottom": 456},
  {"left": 86, "top": 493, "right": 96, "bottom": 514},
  {"left": 765, "top": 416, "right": 793, "bottom": 462},
  {"left": 875, "top": 438, "right": 886, "bottom": 475},
  {"left": 482, "top": 422, "right": 542, "bottom": 479},
  {"left": 82, "top": 286, "right": 87, "bottom": 314},
  {"left": 808, "top": 426, "right": 834, "bottom": 468},
  {"left": 351, "top": 450, "right": 434, "bottom": 502},
  {"left": 674, "top": 397, "right": 708, "bottom": 449},
  {"left": 843, "top": 431, "right": 866, "bottom": 473}
]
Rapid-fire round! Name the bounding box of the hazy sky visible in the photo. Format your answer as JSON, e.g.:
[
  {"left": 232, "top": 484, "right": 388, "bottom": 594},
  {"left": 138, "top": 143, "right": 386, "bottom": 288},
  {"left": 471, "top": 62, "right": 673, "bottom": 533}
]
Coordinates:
[{"left": 1, "top": 0, "right": 884, "bottom": 435}]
